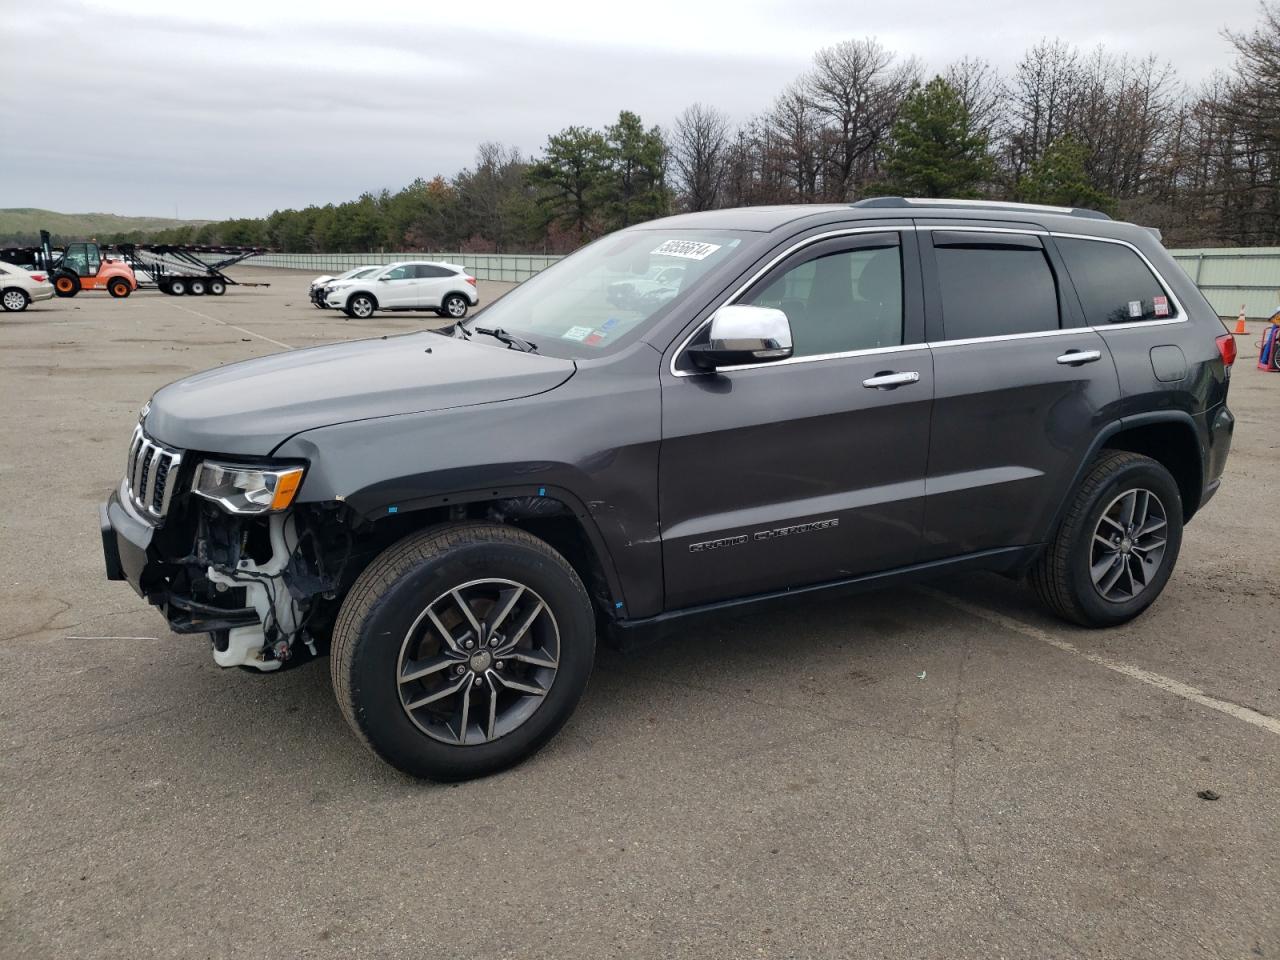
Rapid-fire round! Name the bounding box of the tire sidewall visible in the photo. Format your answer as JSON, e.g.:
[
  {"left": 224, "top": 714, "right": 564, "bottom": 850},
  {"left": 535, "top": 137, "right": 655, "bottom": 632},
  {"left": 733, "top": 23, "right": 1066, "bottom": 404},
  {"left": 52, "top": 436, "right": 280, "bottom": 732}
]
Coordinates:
[
  {"left": 344, "top": 538, "right": 594, "bottom": 780},
  {"left": 1064, "top": 460, "right": 1183, "bottom": 625},
  {"left": 108, "top": 279, "right": 130, "bottom": 298},
  {"left": 444, "top": 294, "right": 467, "bottom": 318},
  {"left": 350, "top": 294, "right": 374, "bottom": 318},
  {"left": 2, "top": 289, "right": 28, "bottom": 312}
]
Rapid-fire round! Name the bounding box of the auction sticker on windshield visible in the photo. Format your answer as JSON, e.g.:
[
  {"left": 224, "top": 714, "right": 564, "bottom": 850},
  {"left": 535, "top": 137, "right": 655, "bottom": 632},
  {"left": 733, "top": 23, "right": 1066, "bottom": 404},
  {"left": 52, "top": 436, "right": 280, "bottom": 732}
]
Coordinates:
[
  {"left": 651, "top": 239, "right": 722, "bottom": 261},
  {"left": 562, "top": 325, "right": 593, "bottom": 341}
]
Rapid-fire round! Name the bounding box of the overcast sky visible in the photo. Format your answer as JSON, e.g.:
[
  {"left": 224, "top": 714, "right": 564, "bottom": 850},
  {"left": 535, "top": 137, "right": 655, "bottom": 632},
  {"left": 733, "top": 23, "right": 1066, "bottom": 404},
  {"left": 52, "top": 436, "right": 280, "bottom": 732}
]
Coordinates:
[{"left": 0, "top": 0, "right": 1265, "bottom": 219}]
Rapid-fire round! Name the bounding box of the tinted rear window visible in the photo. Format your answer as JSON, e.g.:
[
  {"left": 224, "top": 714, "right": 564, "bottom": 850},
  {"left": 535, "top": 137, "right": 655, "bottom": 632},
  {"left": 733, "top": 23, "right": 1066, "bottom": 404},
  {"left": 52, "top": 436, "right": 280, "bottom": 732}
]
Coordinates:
[
  {"left": 935, "top": 246, "right": 1060, "bottom": 340},
  {"left": 1056, "top": 237, "right": 1175, "bottom": 324}
]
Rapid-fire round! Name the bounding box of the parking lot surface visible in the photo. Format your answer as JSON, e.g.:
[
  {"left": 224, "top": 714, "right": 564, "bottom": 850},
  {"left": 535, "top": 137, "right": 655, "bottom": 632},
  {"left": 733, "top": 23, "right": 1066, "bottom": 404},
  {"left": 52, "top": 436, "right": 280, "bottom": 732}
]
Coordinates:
[{"left": 1, "top": 267, "right": 1278, "bottom": 959}]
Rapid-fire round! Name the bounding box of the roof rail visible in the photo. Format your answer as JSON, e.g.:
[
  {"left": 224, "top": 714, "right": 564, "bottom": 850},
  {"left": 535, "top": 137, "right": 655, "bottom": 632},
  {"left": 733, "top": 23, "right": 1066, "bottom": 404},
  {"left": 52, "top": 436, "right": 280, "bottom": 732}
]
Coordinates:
[{"left": 851, "top": 197, "right": 1111, "bottom": 221}]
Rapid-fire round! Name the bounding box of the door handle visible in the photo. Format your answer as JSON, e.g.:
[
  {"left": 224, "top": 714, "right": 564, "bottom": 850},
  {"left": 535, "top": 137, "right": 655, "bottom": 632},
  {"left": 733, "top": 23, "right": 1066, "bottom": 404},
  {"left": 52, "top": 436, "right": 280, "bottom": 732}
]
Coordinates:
[
  {"left": 862, "top": 371, "right": 920, "bottom": 389},
  {"left": 1056, "top": 349, "right": 1102, "bottom": 366}
]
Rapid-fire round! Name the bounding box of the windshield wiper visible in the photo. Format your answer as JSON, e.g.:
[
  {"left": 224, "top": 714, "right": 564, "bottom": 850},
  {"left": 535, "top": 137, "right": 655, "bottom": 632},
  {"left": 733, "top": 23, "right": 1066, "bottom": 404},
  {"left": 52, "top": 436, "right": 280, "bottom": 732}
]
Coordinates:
[{"left": 474, "top": 327, "right": 538, "bottom": 353}]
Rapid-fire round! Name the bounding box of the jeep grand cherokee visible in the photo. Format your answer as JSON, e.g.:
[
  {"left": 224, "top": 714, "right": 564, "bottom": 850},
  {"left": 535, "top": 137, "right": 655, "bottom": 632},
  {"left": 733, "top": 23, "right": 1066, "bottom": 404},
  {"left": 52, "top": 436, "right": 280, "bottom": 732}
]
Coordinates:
[{"left": 100, "top": 198, "right": 1235, "bottom": 780}]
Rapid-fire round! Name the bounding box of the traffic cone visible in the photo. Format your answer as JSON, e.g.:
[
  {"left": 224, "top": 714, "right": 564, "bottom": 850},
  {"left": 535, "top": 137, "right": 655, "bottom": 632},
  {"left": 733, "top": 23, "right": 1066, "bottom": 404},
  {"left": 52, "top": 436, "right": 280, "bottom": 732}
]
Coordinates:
[{"left": 1234, "top": 305, "right": 1247, "bottom": 335}]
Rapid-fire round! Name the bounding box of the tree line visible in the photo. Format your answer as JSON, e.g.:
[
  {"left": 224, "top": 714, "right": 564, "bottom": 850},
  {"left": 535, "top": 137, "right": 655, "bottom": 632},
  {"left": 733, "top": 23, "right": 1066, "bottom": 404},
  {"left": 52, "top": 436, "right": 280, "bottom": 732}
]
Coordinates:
[{"left": 67, "top": 3, "right": 1280, "bottom": 252}]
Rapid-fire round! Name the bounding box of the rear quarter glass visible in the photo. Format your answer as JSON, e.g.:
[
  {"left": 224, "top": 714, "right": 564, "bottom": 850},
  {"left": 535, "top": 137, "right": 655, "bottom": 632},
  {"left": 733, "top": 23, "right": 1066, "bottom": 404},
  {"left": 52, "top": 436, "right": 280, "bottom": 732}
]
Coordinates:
[{"left": 1055, "top": 237, "right": 1177, "bottom": 325}]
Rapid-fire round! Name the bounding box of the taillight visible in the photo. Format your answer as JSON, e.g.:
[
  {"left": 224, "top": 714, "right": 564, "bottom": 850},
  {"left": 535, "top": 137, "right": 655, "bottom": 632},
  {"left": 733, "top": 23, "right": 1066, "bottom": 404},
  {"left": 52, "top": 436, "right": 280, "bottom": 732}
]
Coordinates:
[
  {"left": 465, "top": 276, "right": 477, "bottom": 287},
  {"left": 1216, "top": 333, "right": 1237, "bottom": 369},
  {"left": 30, "top": 273, "right": 46, "bottom": 282}
]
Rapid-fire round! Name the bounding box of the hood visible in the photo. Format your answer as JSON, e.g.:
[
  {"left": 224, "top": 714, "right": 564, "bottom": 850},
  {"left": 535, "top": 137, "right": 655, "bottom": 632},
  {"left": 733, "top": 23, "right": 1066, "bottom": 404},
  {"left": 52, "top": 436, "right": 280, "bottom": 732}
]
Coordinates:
[{"left": 145, "top": 331, "right": 576, "bottom": 455}]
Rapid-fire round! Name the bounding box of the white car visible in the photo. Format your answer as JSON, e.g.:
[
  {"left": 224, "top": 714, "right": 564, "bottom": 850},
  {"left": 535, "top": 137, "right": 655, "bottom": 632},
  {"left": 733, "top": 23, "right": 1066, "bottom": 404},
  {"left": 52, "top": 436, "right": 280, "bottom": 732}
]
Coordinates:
[
  {"left": 323, "top": 261, "right": 479, "bottom": 319},
  {"left": 310, "top": 265, "right": 379, "bottom": 308},
  {"left": 0, "top": 261, "right": 55, "bottom": 312}
]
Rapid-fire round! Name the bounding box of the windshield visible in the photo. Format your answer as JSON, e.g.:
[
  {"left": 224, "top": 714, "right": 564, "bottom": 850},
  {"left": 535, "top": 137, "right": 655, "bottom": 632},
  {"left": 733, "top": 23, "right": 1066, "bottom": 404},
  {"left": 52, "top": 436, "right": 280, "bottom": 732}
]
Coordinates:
[{"left": 466, "top": 228, "right": 754, "bottom": 357}]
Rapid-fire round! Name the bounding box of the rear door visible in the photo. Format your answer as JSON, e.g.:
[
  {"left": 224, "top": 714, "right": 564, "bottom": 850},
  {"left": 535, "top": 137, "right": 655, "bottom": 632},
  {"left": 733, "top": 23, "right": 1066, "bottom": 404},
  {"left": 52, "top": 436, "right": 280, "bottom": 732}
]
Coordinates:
[
  {"left": 918, "top": 223, "right": 1121, "bottom": 558},
  {"left": 658, "top": 227, "right": 934, "bottom": 609},
  {"left": 413, "top": 264, "right": 452, "bottom": 308}
]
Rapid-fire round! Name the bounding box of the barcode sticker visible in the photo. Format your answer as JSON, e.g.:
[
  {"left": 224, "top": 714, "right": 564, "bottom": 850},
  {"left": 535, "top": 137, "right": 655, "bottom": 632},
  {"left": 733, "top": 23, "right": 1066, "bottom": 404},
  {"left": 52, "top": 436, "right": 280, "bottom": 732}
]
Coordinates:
[{"left": 651, "top": 240, "right": 722, "bottom": 261}]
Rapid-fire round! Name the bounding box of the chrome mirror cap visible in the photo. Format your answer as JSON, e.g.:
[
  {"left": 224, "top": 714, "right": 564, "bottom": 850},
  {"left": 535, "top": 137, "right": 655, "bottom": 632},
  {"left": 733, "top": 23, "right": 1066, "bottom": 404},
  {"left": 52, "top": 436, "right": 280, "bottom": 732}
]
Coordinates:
[{"left": 689, "top": 305, "right": 794, "bottom": 370}]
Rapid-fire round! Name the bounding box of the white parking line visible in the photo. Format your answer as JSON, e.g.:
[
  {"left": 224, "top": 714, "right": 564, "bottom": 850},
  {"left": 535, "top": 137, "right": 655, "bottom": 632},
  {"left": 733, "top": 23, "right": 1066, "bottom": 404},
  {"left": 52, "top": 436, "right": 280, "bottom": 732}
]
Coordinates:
[
  {"left": 920, "top": 587, "right": 1280, "bottom": 739},
  {"left": 171, "top": 303, "right": 294, "bottom": 350}
]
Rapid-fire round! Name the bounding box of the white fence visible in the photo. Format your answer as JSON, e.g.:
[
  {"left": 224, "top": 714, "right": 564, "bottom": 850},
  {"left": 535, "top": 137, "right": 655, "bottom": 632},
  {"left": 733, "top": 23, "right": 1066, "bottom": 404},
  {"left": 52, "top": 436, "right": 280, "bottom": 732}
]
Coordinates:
[
  {"left": 241, "top": 251, "right": 563, "bottom": 283},
  {"left": 238, "top": 246, "right": 1280, "bottom": 317}
]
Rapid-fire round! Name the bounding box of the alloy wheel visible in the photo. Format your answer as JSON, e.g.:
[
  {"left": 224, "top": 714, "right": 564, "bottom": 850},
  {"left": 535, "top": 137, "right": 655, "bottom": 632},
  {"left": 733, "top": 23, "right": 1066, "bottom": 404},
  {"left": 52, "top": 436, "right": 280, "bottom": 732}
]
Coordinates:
[
  {"left": 396, "top": 578, "right": 560, "bottom": 745},
  {"left": 1089, "top": 487, "right": 1168, "bottom": 603},
  {"left": 2, "top": 290, "right": 26, "bottom": 311},
  {"left": 446, "top": 296, "right": 466, "bottom": 317}
]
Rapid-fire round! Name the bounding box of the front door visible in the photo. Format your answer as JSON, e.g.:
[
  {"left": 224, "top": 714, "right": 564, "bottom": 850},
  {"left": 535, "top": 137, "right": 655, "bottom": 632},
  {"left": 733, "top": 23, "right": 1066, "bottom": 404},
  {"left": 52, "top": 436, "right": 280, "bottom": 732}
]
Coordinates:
[
  {"left": 917, "top": 224, "right": 1122, "bottom": 558},
  {"left": 659, "top": 229, "right": 934, "bottom": 610},
  {"left": 376, "top": 264, "right": 417, "bottom": 308}
]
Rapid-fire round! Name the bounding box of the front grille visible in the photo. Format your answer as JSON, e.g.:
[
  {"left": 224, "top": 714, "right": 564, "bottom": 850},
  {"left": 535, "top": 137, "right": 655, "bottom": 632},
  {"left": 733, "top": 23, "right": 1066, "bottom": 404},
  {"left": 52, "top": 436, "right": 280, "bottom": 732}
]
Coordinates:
[{"left": 125, "top": 426, "right": 183, "bottom": 520}]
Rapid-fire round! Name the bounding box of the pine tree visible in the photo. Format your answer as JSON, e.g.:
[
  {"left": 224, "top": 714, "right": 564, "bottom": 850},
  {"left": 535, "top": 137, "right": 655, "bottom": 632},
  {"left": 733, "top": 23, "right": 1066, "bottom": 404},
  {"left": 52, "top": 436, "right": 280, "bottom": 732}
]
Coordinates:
[
  {"left": 880, "top": 77, "right": 991, "bottom": 198},
  {"left": 1018, "top": 138, "right": 1113, "bottom": 212}
]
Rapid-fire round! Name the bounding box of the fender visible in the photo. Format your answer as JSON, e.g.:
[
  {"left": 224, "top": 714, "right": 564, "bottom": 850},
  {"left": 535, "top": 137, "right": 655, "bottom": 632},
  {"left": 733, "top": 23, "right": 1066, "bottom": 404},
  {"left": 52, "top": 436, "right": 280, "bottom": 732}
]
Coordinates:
[
  {"left": 1042, "top": 410, "right": 1206, "bottom": 543},
  {"left": 344, "top": 479, "right": 630, "bottom": 617}
]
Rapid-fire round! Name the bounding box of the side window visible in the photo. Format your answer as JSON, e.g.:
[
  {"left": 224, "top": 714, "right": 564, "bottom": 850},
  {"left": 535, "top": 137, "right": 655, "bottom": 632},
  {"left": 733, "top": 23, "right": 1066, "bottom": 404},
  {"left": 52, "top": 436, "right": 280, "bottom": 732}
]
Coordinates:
[
  {"left": 1055, "top": 237, "right": 1176, "bottom": 324},
  {"left": 743, "top": 245, "right": 903, "bottom": 357},
  {"left": 382, "top": 265, "right": 411, "bottom": 280},
  {"left": 933, "top": 236, "right": 1060, "bottom": 339},
  {"left": 415, "top": 265, "right": 449, "bottom": 278}
]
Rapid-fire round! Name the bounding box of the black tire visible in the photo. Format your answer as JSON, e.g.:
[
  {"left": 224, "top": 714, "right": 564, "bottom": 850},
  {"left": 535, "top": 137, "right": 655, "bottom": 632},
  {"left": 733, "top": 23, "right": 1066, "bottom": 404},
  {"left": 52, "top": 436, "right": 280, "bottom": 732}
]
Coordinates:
[
  {"left": 347, "top": 293, "right": 376, "bottom": 319},
  {"left": 107, "top": 277, "right": 131, "bottom": 298},
  {"left": 1030, "top": 451, "right": 1183, "bottom": 627},
  {"left": 208, "top": 280, "right": 226, "bottom": 296},
  {"left": 442, "top": 293, "right": 469, "bottom": 320},
  {"left": 2, "top": 288, "right": 29, "bottom": 312},
  {"left": 53, "top": 273, "right": 80, "bottom": 298},
  {"left": 169, "top": 278, "right": 188, "bottom": 296},
  {"left": 188, "top": 279, "right": 207, "bottom": 296},
  {"left": 332, "top": 523, "right": 595, "bottom": 781}
]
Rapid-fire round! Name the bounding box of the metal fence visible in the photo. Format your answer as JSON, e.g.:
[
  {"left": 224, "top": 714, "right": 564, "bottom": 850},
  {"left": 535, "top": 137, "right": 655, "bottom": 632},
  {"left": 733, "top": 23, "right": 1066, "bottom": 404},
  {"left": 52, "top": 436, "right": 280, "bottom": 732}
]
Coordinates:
[
  {"left": 1168, "top": 248, "right": 1280, "bottom": 319},
  {"left": 237, "top": 246, "right": 1280, "bottom": 317},
  {"left": 240, "top": 251, "right": 563, "bottom": 283}
]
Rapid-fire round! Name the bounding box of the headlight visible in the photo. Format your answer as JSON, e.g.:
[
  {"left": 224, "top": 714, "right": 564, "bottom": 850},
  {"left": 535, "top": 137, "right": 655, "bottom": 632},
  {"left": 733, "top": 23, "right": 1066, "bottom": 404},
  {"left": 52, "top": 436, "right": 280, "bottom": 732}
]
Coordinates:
[{"left": 191, "top": 461, "right": 305, "bottom": 514}]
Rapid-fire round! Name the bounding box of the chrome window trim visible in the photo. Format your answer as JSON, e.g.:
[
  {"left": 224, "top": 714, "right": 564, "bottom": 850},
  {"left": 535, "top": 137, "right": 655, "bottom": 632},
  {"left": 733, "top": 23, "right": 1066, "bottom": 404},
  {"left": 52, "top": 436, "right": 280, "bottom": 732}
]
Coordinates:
[
  {"left": 669, "top": 225, "right": 913, "bottom": 378},
  {"left": 669, "top": 225, "right": 1188, "bottom": 378}
]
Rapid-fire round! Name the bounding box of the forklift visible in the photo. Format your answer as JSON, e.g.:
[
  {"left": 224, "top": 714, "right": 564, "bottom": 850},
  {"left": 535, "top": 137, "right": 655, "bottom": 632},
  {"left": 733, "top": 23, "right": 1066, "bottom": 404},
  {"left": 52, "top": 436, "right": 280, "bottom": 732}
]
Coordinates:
[{"left": 41, "top": 231, "right": 138, "bottom": 298}]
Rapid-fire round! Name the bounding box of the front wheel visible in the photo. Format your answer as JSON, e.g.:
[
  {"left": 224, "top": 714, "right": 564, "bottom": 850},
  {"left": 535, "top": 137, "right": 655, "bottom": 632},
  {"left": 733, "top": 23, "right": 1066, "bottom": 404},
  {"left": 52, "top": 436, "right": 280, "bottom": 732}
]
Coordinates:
[
  {"left": 442, "top": 293, "right": 469, "bottom": 319},
  {"left": 331, "top": 523, "right": 595, "bottom": 780},
  {"left": 1030, "top": 451, "right": 1183, "bottom": 627},
  {"left": 2, "top": 288, "right": 30, "bottom": 312},
  {"left": 347, "top": 293, "right": 375, "bottom": 319},
  {"left": 53, "top": 273, "right": 80, "bottom": 297},
  {"left": 107, "top": 277, "right": 131, "bottom": 298}
]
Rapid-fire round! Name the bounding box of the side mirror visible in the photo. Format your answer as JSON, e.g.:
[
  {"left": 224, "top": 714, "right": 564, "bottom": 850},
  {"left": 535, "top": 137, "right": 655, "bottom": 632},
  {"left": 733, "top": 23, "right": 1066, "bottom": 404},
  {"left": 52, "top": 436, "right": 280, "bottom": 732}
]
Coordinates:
[{"left": 687, "top": 305, "right": 793, "bottom": 371}]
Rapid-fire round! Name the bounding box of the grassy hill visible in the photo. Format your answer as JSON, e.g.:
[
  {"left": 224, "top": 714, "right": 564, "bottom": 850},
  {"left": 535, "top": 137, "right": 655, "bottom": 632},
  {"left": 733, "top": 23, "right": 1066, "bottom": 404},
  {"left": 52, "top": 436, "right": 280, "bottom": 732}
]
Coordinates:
[{"left": 0, "top": 208, "right": 212, "bottom": 245}]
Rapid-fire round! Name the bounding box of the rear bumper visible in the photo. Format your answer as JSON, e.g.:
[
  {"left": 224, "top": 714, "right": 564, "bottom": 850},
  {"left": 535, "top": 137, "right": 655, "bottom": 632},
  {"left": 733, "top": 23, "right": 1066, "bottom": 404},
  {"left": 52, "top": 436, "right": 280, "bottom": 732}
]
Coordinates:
[{"left": 31, "top": 286, "right": 54, "bottom": 302}]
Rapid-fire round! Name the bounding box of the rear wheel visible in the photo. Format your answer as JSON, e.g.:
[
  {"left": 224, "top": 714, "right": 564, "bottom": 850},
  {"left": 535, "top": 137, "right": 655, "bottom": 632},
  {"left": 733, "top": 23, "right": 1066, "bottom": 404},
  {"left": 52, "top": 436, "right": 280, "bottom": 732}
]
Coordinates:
[
  {"left": 208, "top": 280, "right": 226, "bottom": 296},
  {"left": 168, "top": 278, "right": 188, "bottom": 296},
  {"left": 331, "top": 523, "right": 595, "bottom": 781},
  {"left": 1030, "top": 451, "right": 1183, "bottom": 627},
  {"left": 188, "top": 279, "right": 207, "bottom": 296},
  {"left": 53, "top": 273, "right": 80, "bottom": 297},
  {"left": 107, "top": 277, "right": 131, "bottom": 298},
  {"left": 347, "top": 293, "right": 375, "bottom": 318},
  {"left": 442, "top": 293, "right": 468, "bottom": 319},
  {"left": 1, "top": 288, "right": 30, "bottom": 312}
]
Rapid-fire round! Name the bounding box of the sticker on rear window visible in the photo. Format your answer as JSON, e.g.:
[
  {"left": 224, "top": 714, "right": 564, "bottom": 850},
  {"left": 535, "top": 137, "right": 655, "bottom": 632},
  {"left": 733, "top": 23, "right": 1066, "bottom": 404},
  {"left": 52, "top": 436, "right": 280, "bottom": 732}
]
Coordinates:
[
  {"left": 1128, "top": 300, "right": 1143, "bottom": 318},
  {"left": 651, "top": 240, "right": 722, "bottom": 261},
  {"left": 562, "top": 325, "right": 592, "bottom": 341},
  {"left": 1153, "top": 295, "right": 1170, "bottom": 317}
]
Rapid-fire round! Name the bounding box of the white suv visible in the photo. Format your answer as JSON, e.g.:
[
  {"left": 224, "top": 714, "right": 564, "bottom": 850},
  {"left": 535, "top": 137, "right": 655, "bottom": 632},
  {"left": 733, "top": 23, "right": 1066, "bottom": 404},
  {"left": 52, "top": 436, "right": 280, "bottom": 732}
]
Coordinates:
[
  {"left": 324, "top": 261, "right": 479, "bottom": 319},
  {"left": 0, "top": 262, "right": 55, "bottom": 312}
]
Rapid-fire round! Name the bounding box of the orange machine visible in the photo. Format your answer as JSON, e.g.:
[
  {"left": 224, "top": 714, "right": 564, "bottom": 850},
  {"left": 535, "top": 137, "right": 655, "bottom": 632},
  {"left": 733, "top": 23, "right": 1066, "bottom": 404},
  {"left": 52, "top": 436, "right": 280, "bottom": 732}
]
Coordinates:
[{"left": 50, "top": 241, "right": 137, "bottom": 298}]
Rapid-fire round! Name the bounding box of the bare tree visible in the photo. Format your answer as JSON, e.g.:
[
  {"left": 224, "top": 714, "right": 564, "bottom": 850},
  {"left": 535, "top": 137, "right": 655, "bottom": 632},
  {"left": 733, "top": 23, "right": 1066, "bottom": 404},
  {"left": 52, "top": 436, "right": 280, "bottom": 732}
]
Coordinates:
[
  {"left": 805, "top": 38, "right": 920, "bottom": 199},
  {"left": 764, "top": 83, "right": 823, "bottom": 200},
  {"left": 1004, "top": 39, "right": 1084, "bottom": 183},
  {"left": 670, "top": 103, "right": 731, "bottom": 211},
  {"left": 944, "top": 56, "right": 1006, "bottom": 139}
]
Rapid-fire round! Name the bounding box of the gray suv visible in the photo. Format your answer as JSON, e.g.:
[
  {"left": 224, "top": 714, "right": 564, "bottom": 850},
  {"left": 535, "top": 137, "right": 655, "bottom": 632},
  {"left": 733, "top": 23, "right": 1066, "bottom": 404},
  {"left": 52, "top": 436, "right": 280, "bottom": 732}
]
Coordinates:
[{"left": 100, "top": 199, "right": 1236, "bottom": 780}]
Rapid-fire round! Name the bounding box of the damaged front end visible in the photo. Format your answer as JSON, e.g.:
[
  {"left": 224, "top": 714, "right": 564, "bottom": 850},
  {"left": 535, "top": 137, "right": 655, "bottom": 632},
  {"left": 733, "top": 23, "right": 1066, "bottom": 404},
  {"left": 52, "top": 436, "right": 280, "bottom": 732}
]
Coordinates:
[{"left": 102, "top": 426, "right": 354, "bottom": 672}]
